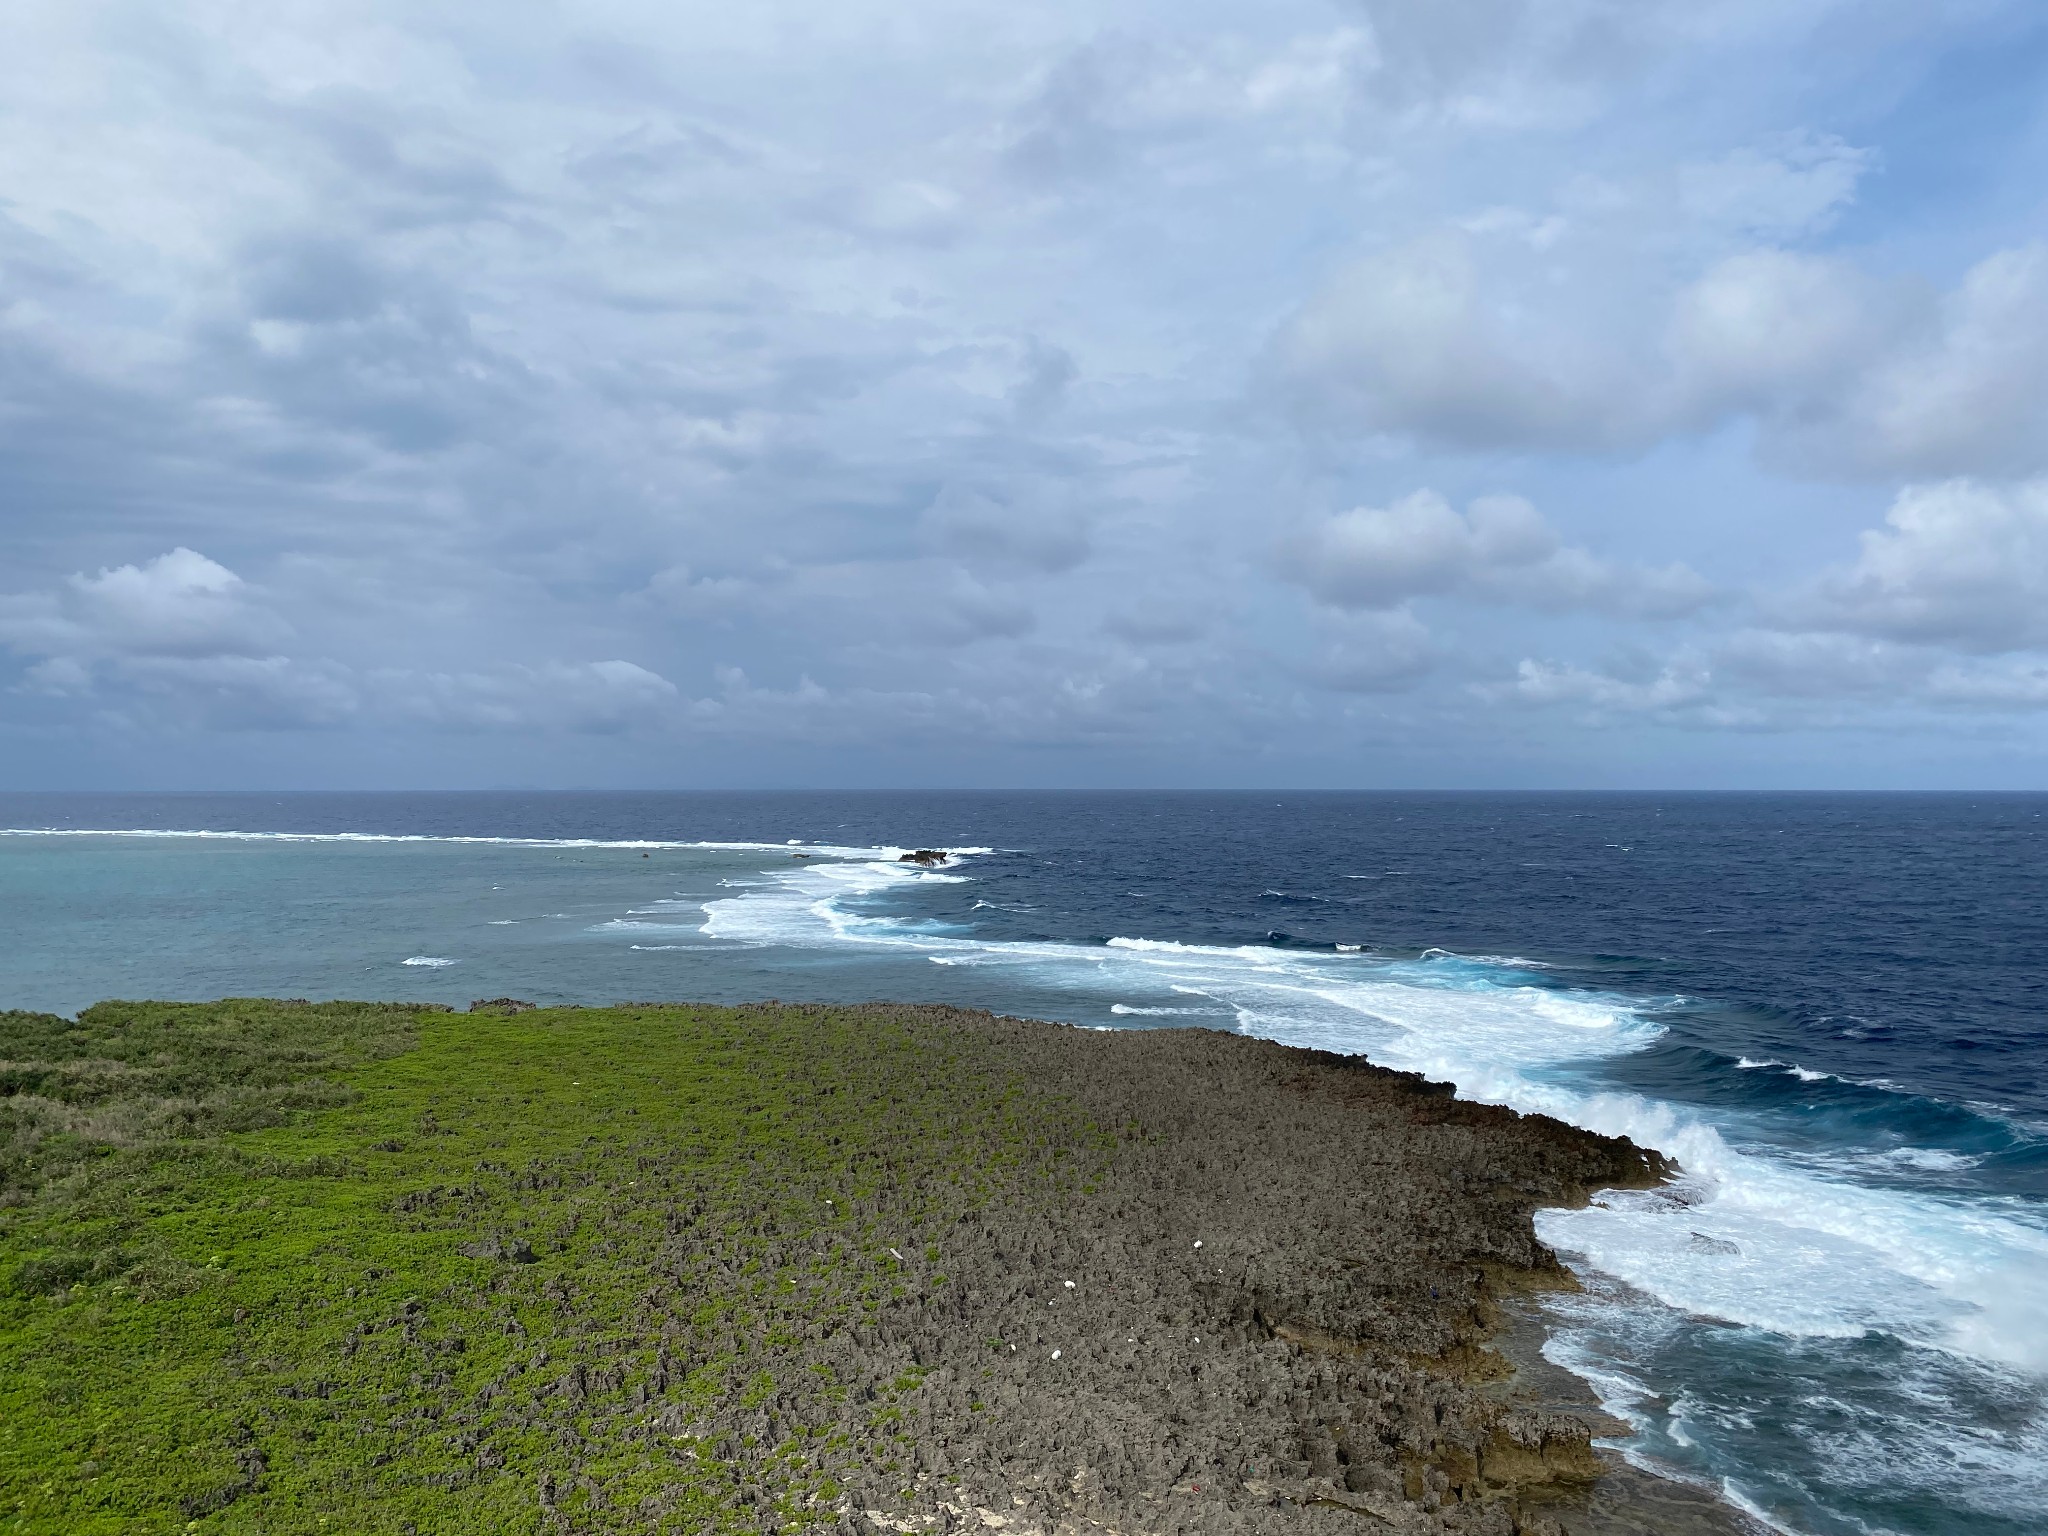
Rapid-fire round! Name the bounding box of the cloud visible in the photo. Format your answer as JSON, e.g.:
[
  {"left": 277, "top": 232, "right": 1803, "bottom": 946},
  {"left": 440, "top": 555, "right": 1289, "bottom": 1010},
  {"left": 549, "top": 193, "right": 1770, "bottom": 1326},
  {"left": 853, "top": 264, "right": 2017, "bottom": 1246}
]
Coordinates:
[
  {"left": 1715, "top": 628, "right": 1922, "bottom": 697},
  {"left": 1925, "top": 661, "right": 2048, "bottom": 708},
  {"left": 114, "top": 655, "right": 363, "bottom": 729},
  {"left": 0, "top": 547, "right": 363, "bottom": 728},
  {"left": 1780, "top": 479, "right": 2048, "bottom": 652},
  {"left": 1301, "top": 608, "right": 1436, "bottom": 692},
  {"left": 923, "top": 483, "right": 1090, "bottom": 575},
  {"left": 1676, "top": 133, "right": 1875, "bottom": 242},
  {"left": 379, "top": 660, "right": 680, "bottom": 733},
  {"left": 927, "top": 572, "right": 1037, "bottom": 645},
  {"left": 1488, "top": 656, "right": 1714, "bottom": 713},
  {"left": 998, "top": 28, "right": 1362, "bottom": 186},
  {"left": 1665, "top": 249, "right": 1897, "bottom": 417},
  {"left": 1280, "top": 490, "right": 1715, "bottom": 617},
  {"left": 1268, "top": 233, "right": 1641, "bottom": 452},
  {"left": 0, "top": 548, "right": 688, "bottom": 732},
  {"left": 1269, "top": 213, "right": 2048, "bottom": 481},
  {"left": 1009, "top": 338, "right": 1077, "bottom": 422},
  {"left": 1486, "top": 620, "right": 2048, "bottom": 729},
  {"left": 1101, "top": 593, "right": 1212, "bottom": 644},
  {"left": 1340, "top": 0, "right": 1727, "bottom": 130},
  {"left": 1808, "top": 247, "right": 2048, "bottom": 479},
  {"left": 0, "top": 548, "right": 290, "bottom": 662},
  {"left": 2, "top": 0, "right": 2045, "bottom": 781}
]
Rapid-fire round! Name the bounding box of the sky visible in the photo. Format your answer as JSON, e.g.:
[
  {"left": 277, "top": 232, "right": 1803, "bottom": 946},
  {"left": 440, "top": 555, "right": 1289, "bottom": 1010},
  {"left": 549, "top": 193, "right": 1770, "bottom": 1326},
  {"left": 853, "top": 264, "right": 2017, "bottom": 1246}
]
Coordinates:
[{"left": 3, "top": 0, "right": 2048, "bottom": 789}]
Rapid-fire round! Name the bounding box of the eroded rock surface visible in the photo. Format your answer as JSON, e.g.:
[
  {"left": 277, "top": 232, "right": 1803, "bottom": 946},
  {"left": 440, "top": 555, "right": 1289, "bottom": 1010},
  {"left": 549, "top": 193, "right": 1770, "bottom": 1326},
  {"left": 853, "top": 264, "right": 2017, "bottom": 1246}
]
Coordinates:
[{"left": 688, "top": 1010, "right": 1681, "bottom": 1536}]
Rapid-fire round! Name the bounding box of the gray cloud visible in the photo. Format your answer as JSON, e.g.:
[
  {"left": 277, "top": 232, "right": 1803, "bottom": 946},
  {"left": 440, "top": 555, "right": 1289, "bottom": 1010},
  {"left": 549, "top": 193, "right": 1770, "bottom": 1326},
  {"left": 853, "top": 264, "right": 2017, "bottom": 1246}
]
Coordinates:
[
  {"left": 0, "top": 548, "right": 683, "bottom": 733},
  {"left": 0, "top": 544, "right": 361, "bottom": 730},
  {"left": 1009, "top": 339, "right": 1077, "bottom": 423},
  {"left": 378, "top": 660, "right": 680, "bottom": 733},
  {"left": 923, "top": 483, "right": 1091, "bottom": 575},
  {"left": 1301, "top": 609, "right": 1437, "bottom": 693},
  {"left": 1, "top": 0, "right": 2044, "bottom": 783},
  {"left": 1268, "top": 203, "right": 2048, "bottom": 480}
]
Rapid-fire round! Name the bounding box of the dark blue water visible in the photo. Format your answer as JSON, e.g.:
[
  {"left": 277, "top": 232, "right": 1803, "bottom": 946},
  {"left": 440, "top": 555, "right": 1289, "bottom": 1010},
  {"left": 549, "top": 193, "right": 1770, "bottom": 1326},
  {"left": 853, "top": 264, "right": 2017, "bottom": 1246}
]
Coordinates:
[{"left": 3, "top": 791, "right": 2045, "bottom": 1535}]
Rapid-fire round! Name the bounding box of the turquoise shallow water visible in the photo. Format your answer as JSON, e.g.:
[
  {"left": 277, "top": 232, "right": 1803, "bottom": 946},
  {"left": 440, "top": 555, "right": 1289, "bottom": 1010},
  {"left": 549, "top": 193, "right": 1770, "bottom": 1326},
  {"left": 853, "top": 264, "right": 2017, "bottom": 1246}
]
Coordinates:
[{"left": 3, "top": 790, "right": 2045, "bottom": 1536}]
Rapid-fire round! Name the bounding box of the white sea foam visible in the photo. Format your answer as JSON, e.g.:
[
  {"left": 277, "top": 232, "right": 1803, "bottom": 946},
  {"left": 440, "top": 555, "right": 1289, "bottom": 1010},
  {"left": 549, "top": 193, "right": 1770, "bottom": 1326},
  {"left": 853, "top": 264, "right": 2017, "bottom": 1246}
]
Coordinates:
[
  {"left": 0, "top": 826, "right": 921, "bottom": 859},
  {"left": 1882, "top": 1147, "right": 1979, "bottom": 1171},
  {"left": 701, "top": 853, "right": 986, "bottom": 950},
  {"left": 1717, "top": 1484, "right": 1806, "bottom": 1536},
  {"left": 1105, "top": 936, "right": 1288, "bottom": 960},
  {"left": 1543, "top": 1275, "right": 2048, "bottom": 1527},
  {"left": 401, "top": 956, "right": 457, "bottom": 968}
]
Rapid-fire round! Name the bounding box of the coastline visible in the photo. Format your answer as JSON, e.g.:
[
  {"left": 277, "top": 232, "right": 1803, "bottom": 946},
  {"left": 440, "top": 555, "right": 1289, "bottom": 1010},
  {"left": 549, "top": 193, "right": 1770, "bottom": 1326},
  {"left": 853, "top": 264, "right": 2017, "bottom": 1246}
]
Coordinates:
[
  {"left": 1480, "top": 1305, "right": 1767, "bottom": 1536},
  {"left": 3, "top": 999, "right": 1750, "bottom": 1534}
]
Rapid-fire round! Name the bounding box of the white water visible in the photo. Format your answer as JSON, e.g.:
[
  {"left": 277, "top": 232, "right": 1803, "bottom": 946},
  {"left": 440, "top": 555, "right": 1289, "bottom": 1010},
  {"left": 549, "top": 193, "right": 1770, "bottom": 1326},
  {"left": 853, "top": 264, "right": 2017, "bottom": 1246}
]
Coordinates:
[{"left": 0, "top": 826, "right": 912, "bottom": 858}]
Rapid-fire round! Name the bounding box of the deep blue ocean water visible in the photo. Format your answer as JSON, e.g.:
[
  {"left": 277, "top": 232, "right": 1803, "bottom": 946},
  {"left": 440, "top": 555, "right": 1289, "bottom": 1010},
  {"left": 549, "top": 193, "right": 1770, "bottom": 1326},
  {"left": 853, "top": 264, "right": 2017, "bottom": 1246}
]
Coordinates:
[{"left": 2, "top": 791, "right": 2044, "bottom": 1536}]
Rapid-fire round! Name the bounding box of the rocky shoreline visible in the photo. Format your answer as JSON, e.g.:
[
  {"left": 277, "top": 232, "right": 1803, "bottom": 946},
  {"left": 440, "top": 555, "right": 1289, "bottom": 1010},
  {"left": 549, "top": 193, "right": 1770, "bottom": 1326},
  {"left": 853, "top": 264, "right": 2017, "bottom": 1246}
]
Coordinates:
[
  {"left": 0, "top": 999, "right": 1760, "bottom": 1535},
  {"left": 821, "top": 1008, "right": 1747, "bottom": 1536}
]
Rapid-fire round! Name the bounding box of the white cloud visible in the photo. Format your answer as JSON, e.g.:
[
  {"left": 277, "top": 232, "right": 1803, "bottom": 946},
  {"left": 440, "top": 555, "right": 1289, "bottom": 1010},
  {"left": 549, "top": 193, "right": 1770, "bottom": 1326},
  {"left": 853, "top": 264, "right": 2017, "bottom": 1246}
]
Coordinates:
[
  {"left": 1820, "top": 247, "right": 2048, "bottom": 479},
  {"left": 1676, "top": 132, "right": 1874, "bottom": 242},
  {"left": 1666, "top": 249, "right": 1898, "bottom": 415},
  {"left": 1492, "top": 656, "right": 1710, "bottom": 709},
  {"left": 1281, "top": 490, "right": 1715, "bottom": 617},
  {"left": 1783, "top": 479, "right": 2048, "bottom": 651},
  {"left": 0, "top": 547, "right": 353, "bottom": 725},
  {"left": 0, "top": 548, "right": 290, "bottom": 663},
  {"left": 1487, "top": 619, "right": 2048, "bottom": 728},
  {"left": 1269, "top": 233, "right": 1642, "bottom": 452}
]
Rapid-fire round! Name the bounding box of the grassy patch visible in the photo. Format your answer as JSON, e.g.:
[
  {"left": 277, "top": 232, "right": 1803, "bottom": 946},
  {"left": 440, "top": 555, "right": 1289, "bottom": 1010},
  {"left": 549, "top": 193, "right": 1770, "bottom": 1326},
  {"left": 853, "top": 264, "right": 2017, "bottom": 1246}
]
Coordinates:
[{"left": 0, "top": 1001, "right": 1100, "bottom": 1535}]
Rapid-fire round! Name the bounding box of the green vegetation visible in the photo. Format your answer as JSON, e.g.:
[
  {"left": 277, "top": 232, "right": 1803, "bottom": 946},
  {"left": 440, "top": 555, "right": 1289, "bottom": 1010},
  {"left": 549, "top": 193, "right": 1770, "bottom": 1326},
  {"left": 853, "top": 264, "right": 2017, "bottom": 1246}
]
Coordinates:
[{"left": 0, "top": 1000, "right": 1104, "bottom": 1535}]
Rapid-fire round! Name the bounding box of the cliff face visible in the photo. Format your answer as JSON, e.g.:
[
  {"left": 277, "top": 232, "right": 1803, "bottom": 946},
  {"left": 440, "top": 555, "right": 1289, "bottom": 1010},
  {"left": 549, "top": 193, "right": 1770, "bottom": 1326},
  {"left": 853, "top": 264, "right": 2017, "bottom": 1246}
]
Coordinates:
[{"left": 0, "top": 1000, "right": 1724, "bottom": 1536}]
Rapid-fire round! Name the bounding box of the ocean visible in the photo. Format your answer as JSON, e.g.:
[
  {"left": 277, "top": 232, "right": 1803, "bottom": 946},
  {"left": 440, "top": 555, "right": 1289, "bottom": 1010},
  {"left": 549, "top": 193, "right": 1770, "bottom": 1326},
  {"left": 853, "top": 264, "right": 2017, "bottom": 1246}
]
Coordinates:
[{"left": 1, "top": 790, "right": 2043, "bottom": 1536}]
